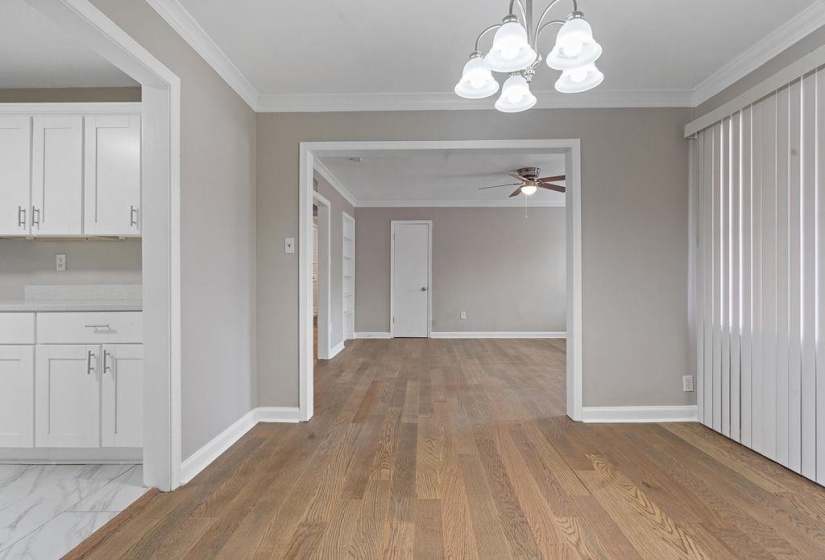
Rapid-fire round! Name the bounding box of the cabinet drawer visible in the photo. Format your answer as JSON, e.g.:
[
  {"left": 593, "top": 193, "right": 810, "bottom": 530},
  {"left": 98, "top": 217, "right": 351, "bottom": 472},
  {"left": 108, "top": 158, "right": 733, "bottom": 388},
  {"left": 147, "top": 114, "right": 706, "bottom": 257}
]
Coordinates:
[
  {"left": 0, "top": 313, "right": 35, "bottom": 344},
  {"left": 36, "top": 312, "right": 142, "bottom": 344}
]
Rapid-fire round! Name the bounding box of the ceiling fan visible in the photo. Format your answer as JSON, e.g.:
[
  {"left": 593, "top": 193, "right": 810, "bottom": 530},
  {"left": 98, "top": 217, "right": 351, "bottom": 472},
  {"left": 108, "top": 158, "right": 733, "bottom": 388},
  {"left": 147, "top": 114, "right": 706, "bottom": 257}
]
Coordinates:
[{"left": 479, "top": 167, "right": 566, "bottom": 197}]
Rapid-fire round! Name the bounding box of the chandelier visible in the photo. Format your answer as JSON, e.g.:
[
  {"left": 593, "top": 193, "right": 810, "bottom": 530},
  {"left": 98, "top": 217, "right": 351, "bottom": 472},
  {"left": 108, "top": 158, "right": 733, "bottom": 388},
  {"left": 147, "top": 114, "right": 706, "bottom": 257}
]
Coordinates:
[{"left": 454, "top": 0, "right": 603, "bottom": 112}]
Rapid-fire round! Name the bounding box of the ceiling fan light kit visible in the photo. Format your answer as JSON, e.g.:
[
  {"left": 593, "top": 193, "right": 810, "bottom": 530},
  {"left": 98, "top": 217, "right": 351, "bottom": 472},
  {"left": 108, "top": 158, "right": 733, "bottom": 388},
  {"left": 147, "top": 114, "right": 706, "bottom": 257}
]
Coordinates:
[{"left": 455, "top": 0, "right": 603, "bottom": 113}]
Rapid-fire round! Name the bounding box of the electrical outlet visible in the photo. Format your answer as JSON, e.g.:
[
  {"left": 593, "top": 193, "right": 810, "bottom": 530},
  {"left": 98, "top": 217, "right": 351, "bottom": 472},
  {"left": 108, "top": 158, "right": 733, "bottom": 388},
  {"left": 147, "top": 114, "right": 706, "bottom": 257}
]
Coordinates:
[
  {"left": 682, "top": 375, "right": 694, "bottom": 392},
  {"left": 460, "top": 311, "right": 467, "bottom": 320},
  {"left": 56, "top": 254, "right": 66, "bottom": 272},
  {"left": 284, "top": 237, "right": 295, "bottom": 254}
]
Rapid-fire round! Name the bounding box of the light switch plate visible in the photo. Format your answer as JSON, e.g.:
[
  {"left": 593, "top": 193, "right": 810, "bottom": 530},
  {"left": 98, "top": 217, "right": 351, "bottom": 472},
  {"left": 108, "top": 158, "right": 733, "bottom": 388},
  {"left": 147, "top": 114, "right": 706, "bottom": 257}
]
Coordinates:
[
  {"left": 56, "top": 254, "right": 66, "bottom": 271},
  {"left": 285, "top": 237, "right": 295, "bottom": 254},
  {"left": 460, "top": 311, "right": 467, "bottom": 320}
]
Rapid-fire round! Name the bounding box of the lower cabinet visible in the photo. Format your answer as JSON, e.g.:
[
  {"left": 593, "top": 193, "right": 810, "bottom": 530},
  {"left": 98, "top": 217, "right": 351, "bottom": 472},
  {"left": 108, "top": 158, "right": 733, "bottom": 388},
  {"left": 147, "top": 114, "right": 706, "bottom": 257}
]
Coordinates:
[
  {"left": 0, "top": 346, "right": 35, "bottom": 447},
  {"left": 34, "top": 343, "right": 143, "bottom": 448}
]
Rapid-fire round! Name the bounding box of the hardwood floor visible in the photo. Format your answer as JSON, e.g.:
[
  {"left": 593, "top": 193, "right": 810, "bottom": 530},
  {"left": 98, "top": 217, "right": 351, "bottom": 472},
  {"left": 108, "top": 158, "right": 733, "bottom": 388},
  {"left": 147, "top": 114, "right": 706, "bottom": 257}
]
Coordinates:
[{"left": 70, "top": 339, "right": 825, "bottom": 558}]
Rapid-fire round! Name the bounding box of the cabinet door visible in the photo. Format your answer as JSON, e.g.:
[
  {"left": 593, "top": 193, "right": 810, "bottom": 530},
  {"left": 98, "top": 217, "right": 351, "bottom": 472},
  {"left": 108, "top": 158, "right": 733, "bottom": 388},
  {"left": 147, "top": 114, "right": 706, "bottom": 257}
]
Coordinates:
[
  {"left": 31, "top": 115, "right": 83, "bottom": 236},
  {"left": 84, "top": 115, "right": 141, "bottom": 236},
  {"left": 35, "top": 345, "right": 100, "bottom": 448},
  {"left": 0, "top": 346, "right": 34, "bottom": 447},
  {"left": 101, "top": 344, "right": 143, "bottom": 447},
  {"left": 0, "top": 116, "right": 32, "bottom": 236}
]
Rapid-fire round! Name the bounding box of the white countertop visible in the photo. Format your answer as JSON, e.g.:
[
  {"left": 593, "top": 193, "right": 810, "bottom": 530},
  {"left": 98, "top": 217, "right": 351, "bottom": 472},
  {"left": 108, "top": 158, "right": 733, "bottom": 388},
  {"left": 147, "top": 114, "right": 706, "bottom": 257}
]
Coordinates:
[{"left": 0, "top": 299, "right": 142, "bottom": 312}]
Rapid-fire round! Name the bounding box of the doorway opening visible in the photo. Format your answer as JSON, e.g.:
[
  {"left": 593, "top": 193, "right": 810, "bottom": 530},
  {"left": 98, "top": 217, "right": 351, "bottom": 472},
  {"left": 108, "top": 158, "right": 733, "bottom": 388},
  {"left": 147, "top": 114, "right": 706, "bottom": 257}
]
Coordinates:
[
  {"left": 312, "top": 190, "right": 332, "bottom": 361},
  {"left": 299, "top": 140, "right": 583, "bottom": 423}
]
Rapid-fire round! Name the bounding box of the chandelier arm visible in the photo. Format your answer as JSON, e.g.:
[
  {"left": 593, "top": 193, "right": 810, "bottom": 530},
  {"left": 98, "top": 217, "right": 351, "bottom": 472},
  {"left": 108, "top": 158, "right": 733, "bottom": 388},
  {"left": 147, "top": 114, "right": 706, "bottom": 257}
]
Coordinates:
[
  {"left": 534, "top": 0, "right": 574, "bottom": 36},
  {"left": 474, "top": 23, "right": 502, "bottom": 52},
  {"left": 508, "top": 0, "right": 528, "bottom": 25}
]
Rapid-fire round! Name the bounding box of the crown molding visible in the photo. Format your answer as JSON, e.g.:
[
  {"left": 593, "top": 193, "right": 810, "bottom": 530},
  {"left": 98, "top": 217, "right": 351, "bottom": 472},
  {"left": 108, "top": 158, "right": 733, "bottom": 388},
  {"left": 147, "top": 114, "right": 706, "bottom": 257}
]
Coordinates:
[
  {"left": 691, "top": 1, "right": 825, "bottom": 107},
  {"left": 257, "top": 89, "right": 693, "bottom": 113},
  {"left": 314, "top": 160, "right": 358, "bottom": 208},
  {"left": 145, "top": 0, "right": 260, "bottom": 110},
  {"left": 357, "top": 199, "right": 565, "bottom": 208}
]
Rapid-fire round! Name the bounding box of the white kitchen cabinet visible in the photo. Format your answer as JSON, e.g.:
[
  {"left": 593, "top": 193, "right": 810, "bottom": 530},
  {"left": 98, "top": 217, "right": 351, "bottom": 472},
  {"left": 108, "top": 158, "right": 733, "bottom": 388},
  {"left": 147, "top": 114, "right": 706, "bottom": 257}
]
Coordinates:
[
  {"left": 31, "top": 115, "right": 83, "bottom": 236},
  {"left": 84, "top": 115, "right": 142, "bottom": 236},
  {"left": 0, "top": 346, "right": 35, "bottom": 447},
  {"left": 0, "top": 116, "right": 32, "bottom": 236},
  {"left": 101, "top": 344, "right": 143, "bottom": 447},
  {"left": 35, "top": 344, "right": 100, "bottom": 448}
]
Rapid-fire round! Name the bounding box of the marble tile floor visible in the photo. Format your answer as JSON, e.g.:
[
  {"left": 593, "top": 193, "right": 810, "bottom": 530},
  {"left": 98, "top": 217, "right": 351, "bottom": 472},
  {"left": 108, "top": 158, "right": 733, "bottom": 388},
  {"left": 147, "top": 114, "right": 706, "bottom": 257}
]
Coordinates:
[{"left": 0, "top": 464, "right": 147, "bottom": 559}]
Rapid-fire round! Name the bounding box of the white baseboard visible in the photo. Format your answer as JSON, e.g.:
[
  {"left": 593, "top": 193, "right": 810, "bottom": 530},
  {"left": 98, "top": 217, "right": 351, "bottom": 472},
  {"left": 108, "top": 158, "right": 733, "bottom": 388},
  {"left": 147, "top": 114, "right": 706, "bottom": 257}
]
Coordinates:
[
  {"left": 355, "top": 332, "right": 392, "bottom": 339},
  {"left": 430, "top": 331, "right": 567, "bottom": 339},
  {"left": 0, "top": 448, "right": 141, "bottom": 463},
  {"left": 255, "top": 407, "right": 301, "bottom": 423},
  {"left": 327, "top": 341, "right": 345, "bottom": 358},
  {"left": 180, "top": 406, "right": 302, "bottom": 484},
  {"left": 581, "top": 405, "right": 698, "bottom": 424}
]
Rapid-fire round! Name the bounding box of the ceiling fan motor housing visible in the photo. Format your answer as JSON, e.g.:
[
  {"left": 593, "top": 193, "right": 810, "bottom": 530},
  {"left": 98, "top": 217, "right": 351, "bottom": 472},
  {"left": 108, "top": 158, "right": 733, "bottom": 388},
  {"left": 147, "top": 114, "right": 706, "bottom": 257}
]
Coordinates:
[{"left": 518, "top": 166, "right": 541, "bottom": 182}]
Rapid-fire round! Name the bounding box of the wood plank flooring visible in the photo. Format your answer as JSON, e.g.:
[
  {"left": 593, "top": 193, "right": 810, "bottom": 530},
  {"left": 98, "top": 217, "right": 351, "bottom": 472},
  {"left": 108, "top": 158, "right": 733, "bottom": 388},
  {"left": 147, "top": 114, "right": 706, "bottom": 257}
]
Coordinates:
[{"left": 70, "top": 339, "right": 825, "bottom": 558}]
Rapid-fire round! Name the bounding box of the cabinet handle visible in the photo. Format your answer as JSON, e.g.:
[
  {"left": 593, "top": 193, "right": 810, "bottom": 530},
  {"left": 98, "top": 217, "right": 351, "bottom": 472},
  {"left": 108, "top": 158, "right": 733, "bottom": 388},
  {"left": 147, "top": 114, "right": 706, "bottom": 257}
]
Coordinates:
[
  {"left": 130, "top": 206, "right": 139, "bottom": 227},
  {"left": 87, "top": 350, "right": 95, "bottom": 375},
  {"left": 85, "top": 323, "right": 111, "bottom": 330},
  {"left": 17, "top": 206, "right": 26, "bottom": 228},
  {"left": 31, "top": 206, "right": 40, "bottom": 228},
  {"left": 103, "top": 350, "right": 112, "bottom": 374}
]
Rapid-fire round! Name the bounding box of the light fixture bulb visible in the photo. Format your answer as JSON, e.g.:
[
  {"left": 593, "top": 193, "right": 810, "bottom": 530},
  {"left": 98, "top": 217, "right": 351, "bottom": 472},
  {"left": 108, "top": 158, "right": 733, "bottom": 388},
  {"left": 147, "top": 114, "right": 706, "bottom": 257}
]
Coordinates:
[
  {"left": 555, "top": 63, "right": 604, "bottom": 93},
  {"left": 546, "top": 13, "right": 602, "bottom": 71},
  {"left": 484, "top": 16, "right": 537, "bottom": 73},
  {"left": 521, "top": 184, "right": 538, "bottom": 195},
  {"left": 495, "top": 74, "right": 537, "bottom": 113},
  {"left": 454, "top": 54, "right": 500, "bottom": 99}
]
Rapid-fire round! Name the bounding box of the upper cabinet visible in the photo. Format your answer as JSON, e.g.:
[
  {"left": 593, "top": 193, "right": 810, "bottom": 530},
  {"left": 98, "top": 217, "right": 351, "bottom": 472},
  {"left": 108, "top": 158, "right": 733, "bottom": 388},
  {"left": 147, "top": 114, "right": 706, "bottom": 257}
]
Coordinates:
[
  {"left": 84, "top": 115, "right": 141, "bottom": 236},
  {"left": 31, "top": 115, "right": 84, "bottom": 236},
  {"left": 0, "top": 105, "right": 141, "bottom": 239},
  {"left": 0, "top": 116, "right": 32, "bottom": 236}
]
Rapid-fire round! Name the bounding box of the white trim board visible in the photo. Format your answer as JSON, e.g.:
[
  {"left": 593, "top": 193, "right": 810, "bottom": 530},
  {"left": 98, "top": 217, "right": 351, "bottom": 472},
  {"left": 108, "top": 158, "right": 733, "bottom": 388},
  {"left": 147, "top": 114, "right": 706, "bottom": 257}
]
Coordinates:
[
  {"left": 354, "top": 332, "right": 393, "bottom": 339},
  {"left": 691, "top": 2, "right": 825, "bottom": 107},
  {"left": 28, "top": 0, "right": 183, "bottom": 492},
  {"left": 301, "top": 139, "right": 584, "bottom": 423},
  {"left": 357, "top": 199, "right": 566, "bottom": 208},
  {"left": 0, "top": 102, "right": 142, "bottom": 114},
  {"left": 315, "top": 160, "right": 358, "bottom": 208},
  {"left": 685, "top": 43, "right": 825, "bottom": 137},
  {"left": 145, "top": 0, "right": 259, "bottom": 109},
  {"left": 581, "top": 406, "right": 699, "bottom": 424},
  {"left": 180, "top": 407, "right": 300, "bottom": 484},
  {"left": 431, "top": 332, "right": 566, "bottom": 339},
  {"left": 328, "top": 341, "right": 345, "bottom": 358}
]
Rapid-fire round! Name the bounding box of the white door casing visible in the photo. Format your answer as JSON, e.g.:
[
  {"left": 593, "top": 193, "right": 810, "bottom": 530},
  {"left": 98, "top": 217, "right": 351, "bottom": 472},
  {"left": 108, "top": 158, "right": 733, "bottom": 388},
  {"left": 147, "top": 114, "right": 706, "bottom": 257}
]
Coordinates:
[
  {"left": 31, "top": 115, "right": 83, "bottom": 235},
  {"left": 0, "top": 116, "right": 32, "bottom": 236},
  {"left": 391, "top": 221, "right": 432, "bottom": 338}
]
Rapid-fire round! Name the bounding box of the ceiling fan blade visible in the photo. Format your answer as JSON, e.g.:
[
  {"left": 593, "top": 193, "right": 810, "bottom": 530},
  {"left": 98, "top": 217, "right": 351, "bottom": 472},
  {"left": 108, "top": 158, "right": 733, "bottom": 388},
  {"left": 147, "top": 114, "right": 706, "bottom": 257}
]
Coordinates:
[
  {"left": 537, "top": 183, "right": 566, "bottom": 193},
  {"left": 539, "top": 175, "right": 565, "bottom": 182},
  {"left": 478, "top": 182, "right": 521, "bottom": 190},
  {"left": 509, "top": 187, "right": 523, "bottom": 198}
]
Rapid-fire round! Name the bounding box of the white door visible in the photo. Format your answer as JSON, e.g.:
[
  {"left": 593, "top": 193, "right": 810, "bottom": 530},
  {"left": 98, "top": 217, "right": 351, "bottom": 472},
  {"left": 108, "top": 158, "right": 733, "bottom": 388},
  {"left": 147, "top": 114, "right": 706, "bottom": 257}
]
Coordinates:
[
  {"left": 0, "top": 116, "right": 32, "bottom": 236},
  {"left": 101, "top": 344, "right": 143, "bottom": 447},
  {"left": 84, "top": 115, "right": 142, "bottom": 236},
  {"left": 392, "top": 222, "right": 431, "bottom": 338},
  {"left": 0, "top": 346, "right": 35, "bottom": 447},
  {"left": 31, "top": 115, "right": 83, "bottom": 235},
  {"left": 35, "top": 345, "right": 100, "bottom": 448}
]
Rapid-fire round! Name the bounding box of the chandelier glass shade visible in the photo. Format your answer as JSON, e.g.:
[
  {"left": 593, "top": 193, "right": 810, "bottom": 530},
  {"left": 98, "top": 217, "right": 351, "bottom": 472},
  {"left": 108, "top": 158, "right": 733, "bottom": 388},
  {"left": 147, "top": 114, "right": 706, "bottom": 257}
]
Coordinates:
[{"left": 454, "top": 0, "right": 603, "bottom": 112}]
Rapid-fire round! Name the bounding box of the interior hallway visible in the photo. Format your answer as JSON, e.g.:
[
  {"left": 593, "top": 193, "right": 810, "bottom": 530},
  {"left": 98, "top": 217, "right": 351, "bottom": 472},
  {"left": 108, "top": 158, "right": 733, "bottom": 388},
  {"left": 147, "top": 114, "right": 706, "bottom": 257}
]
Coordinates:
[{"left": 70, "top": 339, "right": 825, "bottom": 558}]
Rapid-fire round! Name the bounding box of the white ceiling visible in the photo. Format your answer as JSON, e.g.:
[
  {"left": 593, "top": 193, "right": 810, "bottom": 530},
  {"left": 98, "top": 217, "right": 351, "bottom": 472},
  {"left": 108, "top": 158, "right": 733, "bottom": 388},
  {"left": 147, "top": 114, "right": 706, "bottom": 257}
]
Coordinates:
[
  {"left": 318, "top": 150, "right": 566, "bottom": 206},
  {"left": 0, "top": 0, "right": 136, "bottom": 89},
  {"left": 169, "top": 0, "right": 824, "bottom": 110}
]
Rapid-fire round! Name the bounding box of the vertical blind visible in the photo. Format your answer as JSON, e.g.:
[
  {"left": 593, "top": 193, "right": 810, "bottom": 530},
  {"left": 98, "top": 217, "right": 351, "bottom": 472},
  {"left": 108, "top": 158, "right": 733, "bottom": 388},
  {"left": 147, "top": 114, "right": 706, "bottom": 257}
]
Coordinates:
[{"left": 693, "top": 67, "right": 824, "bottom": 484}]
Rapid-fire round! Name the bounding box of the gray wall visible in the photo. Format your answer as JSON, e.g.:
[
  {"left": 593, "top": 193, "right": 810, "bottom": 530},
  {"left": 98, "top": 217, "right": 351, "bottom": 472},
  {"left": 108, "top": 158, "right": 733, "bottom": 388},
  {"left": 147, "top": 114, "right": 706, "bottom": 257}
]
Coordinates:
[
  {"left": 0, "top": 240, "right": 141, "bottom": 300},
  {"left": 91, "top": 0, "right": 257, "bottom": 459},
  {"left": 354, "top": 207, "right": 566, "bottom": 334},
  {"left": 256, "top": 108, "right": 692, "bottom": 409},
  {"left": 314, "top": 173, "right": 355, "bottom": 349},
  {"left": 0, "top": 87, "right": 141, "bottom": 103},
  {"left": 696, "top": 27, "right": 825, "bottom": 116}
]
